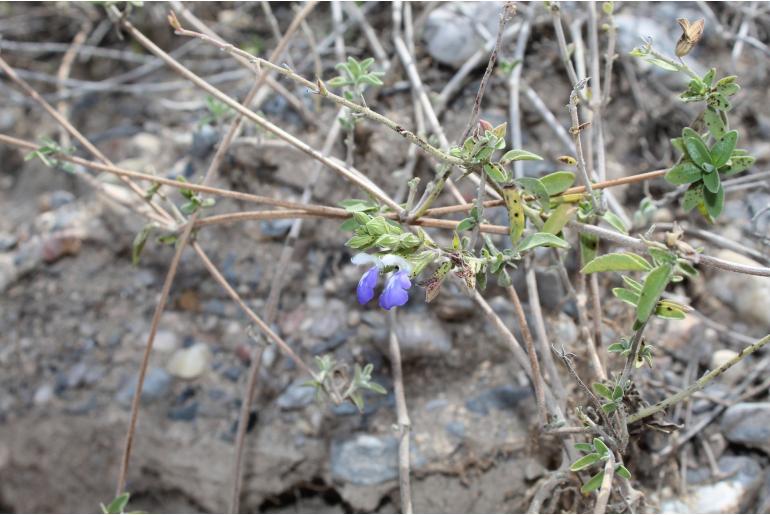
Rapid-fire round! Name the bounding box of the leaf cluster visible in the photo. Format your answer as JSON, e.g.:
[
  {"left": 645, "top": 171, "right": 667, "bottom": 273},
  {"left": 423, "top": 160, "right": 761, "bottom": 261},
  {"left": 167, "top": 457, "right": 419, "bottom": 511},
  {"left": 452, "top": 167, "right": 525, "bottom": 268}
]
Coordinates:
[
  {"left": 305, "top": 355, "right": 386, "bottom": 413},
  {"left": 570, "top": 438, "right": 631, "bottom": 494}
]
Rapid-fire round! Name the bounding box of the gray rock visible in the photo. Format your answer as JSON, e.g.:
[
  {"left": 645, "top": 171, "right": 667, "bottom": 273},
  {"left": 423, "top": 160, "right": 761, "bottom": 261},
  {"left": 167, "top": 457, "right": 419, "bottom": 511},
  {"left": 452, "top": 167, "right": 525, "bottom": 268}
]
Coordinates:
[
  {"left": 709, "top": 250, "right": 770, "bottom": 328},
  {"left": 720, "top": 402, "right": 770, "bottom": 455},
  {"left": 116, "top": 367, "right": 172, "bottom": 407},
  {"left": 38, "top": 190, "right": 76, "bottom": 212},
  {"left": 304, "top": 298, "right": 347, "bottom": 340},
  {"left": 422, "top": 2, "right": 505, "bottom": 68},
  {"left": 756, "top": 471, "right": 770, "bottom": 513},
  {"left": 221, "top": 365, "right": 242, "bottom": 383},
  {"left": 550, "top": 312, "right": 578, "bottom": 347},
  {"left": 0, "top": 233, "right": 17, "bottom": 252},
  {"left": 190, "top": 125, "right": 219, "bottom": 159},
  {"left": 167, "top": 402, "right": 198, "bottom": 422},
  {"left": 393, "top": 312, "right": 452, "bottom": 360},
  {"left": 276, "top": 380, "right": 315, "bottom": 410},
  {"left": 660, "top": 456, "right": 763, "bottom": 513},
  {"left": 259, "top": 219, "right": 293, "bottom": 238},
  {"left": 331, "top": 435, "right": 399, "bottom": 485},
  {"left": 33, "top": 383, "right": 54, "bottom": 406},
  {"left": 465, "top": 385, "right": 531, "bottom": 416},
  {"left": 535, "top": 268, "right": 564, "bottom": 312},
  {"left": 445, "top": 420, "right": 465, "bottom": 440}
]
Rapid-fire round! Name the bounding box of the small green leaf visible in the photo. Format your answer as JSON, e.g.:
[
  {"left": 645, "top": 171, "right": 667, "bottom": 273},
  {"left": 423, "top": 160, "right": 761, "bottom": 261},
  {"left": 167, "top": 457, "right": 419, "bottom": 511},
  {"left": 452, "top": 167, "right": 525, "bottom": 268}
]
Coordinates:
[
  {"left": 615, "top": 464, "right": 632, "bottom": 480},
  {"left": 581, "top": 252, "right": 652, "bottom": 274},
  {"left": 710, "top": 130, "right": 738, "bottom": 168},
  {"left": 103, "top": 493, "right": 131, "bottom": 514},
  {"left": 575, "top": 443, "right": 594, "bottom": 453},
  {"left": 702, "top": 169, "right": 720, "bottom": 193},
  {"left": 483, "top": 162, "right": 509, "bottom": 183},
  {"left": 517, "top": 232, "right": 570, "bottom": 252},
  {"left": 180, "top": 201, "right": 198, "bottom": 215},
  {"left": 592, "top": 383, "right": 613, "bottom": 401},
  {"left": 580, "top": 233, "right": 599, "bottom": 264},
  {"left": 131, "top": 224, "right": 157, "bottom": 266},
  {"left": 607, "top": 342, "right": 626, "bottom": 353},
  {"left": 702, "top": 68, "right": 716, "bottom": 87},
  {"left": 365, "top": 216, "right": 390, "bottom": 237},
  {"left": 346, "top": 234, "right": 374, "bottom": 249},
  {"left": 684, "top": 135, "right": 712, "bottom": 168},
  {"left": 398, "top": 233, "right": 421, "bottom": 249},
  {"left": 682, "top": 183, "right": 704, "bottom": 212},
  {"left": 540, "top": 171, "right": 576, "bottom": 195},
  {"left": 581, "top": 471, "right": 605, "bottom": 494},
  {"left": 363, "top": 381, "right": 387, "bottom": 395},
  {"left": 601, "top": 211, "right": 628, "bottom": 234},
  {"left": 715, "top": 81, "right": 740, "bottom": 97},
  {"left": 612, "top": 287, "right": 640, "bottom": 306},
  {"left": 622, "top": 275, "right": 643, "bottom": 292},
  {"left": 500, "top": 149, "right": 543, "bottom": 163},
  {"left": 636, "top": 264, "right": 672, "bottom": 324},
  {"left": 353, "top": 212, "right": 372, "bottom": 226},
  {"left": 612, "top": 385, "right": 624, "bottom": 401},
  {"left": 703, "top": 185, "right": 724, "bottom": 219},
  {"left": 593, "top": 438, "right": 610, "bottom": 457},
  {"left": 702, "top": 108, "right": 725, "bottom": 139},
  {"left": 707, "top": 92, "right": 732, "bottom": 111},
  {"left": 655, "top": 302, "right": 687, "bottom": 320},
  {"left": 602, "top": 402, "right": 618, "bottom": 415},
  {"left": 516, "top": 177, "right": 551, "bottom": 213},
  {"left": 339, "top": 199, "right": 378, "bottom": 212},
  {"left": 645, "top": 57, "right": 678, "bottom": 71},
  {"left": 665, "top": 161, "right": 703, "bottom": 185},
  {"left": 340, "top": 218, "right": 358, "bottom": 231},
  {"left": 349, "top": 391, "right": 365, "bottom": 412},
  {"left": 456, "top": 217, "right": 476, "bottom": 232},
  {"left": 670, "top": 137, "right": 685, "bottom": 155},
  {"left": 374, "top": 234, "right": 400, "bottom": 247},
  {"left": 570, "top": 453, "right": 602, "bottom": 472},
  {"left": 542, "top": 204, "right": 576, "bottom": 235},
  {"left": 720, "top": 155, "right": 755, "bottom": 177}
]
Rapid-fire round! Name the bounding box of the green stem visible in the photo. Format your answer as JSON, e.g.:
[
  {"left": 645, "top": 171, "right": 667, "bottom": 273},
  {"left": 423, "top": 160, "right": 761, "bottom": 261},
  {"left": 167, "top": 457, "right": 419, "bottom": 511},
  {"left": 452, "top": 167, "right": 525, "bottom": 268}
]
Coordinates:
[
  {"left": 628, "top": 333, "right": 770, "bottom": 424},
  {"left": 648, "top": 48, "right": 699, "bottom": 81}
]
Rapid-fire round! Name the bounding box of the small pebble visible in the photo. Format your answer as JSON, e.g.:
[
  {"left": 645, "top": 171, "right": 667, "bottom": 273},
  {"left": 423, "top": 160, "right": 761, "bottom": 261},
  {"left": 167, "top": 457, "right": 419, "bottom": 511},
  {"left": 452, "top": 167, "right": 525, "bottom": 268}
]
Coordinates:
[{"left": 167, "top": 343, "right": 210, "bottom": 380}]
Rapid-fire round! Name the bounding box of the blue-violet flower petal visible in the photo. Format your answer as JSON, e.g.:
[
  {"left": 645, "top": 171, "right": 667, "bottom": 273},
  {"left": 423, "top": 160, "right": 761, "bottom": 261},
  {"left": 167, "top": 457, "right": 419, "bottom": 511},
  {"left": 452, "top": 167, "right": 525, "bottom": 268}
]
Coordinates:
[
  {"left": 357, "top": 266, "right": 379, "bottom": 304},
  {"left": 378, "top": 270, "right": 412, "bottom": 310}
]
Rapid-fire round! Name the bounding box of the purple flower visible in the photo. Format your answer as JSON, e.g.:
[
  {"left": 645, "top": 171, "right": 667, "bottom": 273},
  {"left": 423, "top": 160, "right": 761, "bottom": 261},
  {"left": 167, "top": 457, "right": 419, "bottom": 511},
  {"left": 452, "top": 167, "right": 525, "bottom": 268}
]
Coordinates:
[
  {"left": 352, "top": 253, "right": 413, "bottom": 310},
  {"left": 357, "top": 266, "right": 379, "bottom": 304},
  {"left": 379, "top": 270, "right": 412, "bottom": 310}
]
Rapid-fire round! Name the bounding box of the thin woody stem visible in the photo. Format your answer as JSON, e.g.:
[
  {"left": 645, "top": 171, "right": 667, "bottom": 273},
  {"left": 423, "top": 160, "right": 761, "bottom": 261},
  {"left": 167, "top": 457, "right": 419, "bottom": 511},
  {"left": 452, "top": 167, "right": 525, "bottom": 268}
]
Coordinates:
[
  {"left": 628, "top": 333, "right": 770, "bottom": 424},
  {"left": 168, "top": 13, "right": 463, "bottom": 170},
  {"left": 388, "top": 310, "right": 413, "bottom": 514},
  {"left": 506, "top": 285, "right": 548, "bottom": 426},
  {"left": 116, "top": 9, "right": 402, "bottom": 212},
  {"left": 423, "top": 168, "right": 669, "bottom": 216}
]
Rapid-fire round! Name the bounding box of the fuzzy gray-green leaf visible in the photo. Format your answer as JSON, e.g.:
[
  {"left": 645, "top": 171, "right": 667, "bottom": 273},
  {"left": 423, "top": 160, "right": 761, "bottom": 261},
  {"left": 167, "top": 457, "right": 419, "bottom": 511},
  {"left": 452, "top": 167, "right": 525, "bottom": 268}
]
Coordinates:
[
  {"left": 636, "top": 264, "right": 672, "bottom": 324},
  {"left": 665, "top": 161, "right": 702, "bottom": 185},
  {"left": 581, "top": 252, "right": 652, "bottom": 274},
  {"left": 710, "top": 130, "right": 738, "bottom": 168}
]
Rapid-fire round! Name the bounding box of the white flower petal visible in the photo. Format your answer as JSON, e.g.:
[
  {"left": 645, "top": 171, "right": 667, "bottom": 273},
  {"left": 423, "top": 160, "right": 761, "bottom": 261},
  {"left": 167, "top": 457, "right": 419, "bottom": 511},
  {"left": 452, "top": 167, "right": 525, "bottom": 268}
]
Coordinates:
[
  {"left": 351, "top": 253, "right": 381, "bottom": 267},
  {"left": 380, "top": 254, "right": 412, "bottom": 274}
]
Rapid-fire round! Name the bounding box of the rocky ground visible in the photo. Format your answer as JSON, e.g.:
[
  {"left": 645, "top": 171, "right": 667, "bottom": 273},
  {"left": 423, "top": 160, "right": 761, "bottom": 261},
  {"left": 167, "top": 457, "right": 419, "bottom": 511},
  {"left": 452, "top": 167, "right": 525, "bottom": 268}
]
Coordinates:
[{"left": 1, "top": 2, "right": 769, "bottom": 513}]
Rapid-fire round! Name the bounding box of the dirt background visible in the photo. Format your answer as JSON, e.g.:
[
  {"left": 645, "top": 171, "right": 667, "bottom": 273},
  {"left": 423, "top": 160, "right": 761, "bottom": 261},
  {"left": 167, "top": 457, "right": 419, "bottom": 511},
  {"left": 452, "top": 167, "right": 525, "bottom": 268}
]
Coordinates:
[{"left": 1, "top": 1, "right": 769, "bottom": 513}]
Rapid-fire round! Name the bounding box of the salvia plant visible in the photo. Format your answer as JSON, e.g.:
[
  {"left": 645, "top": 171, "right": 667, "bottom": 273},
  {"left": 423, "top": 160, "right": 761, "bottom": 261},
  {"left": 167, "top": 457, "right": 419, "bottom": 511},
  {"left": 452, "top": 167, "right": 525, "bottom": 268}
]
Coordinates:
[
  {"left": 20, "top": 8, "right": 765, "bottom": 508},
  {"left": 630, "top": 38, "right": 756, "bottom": 222}
]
